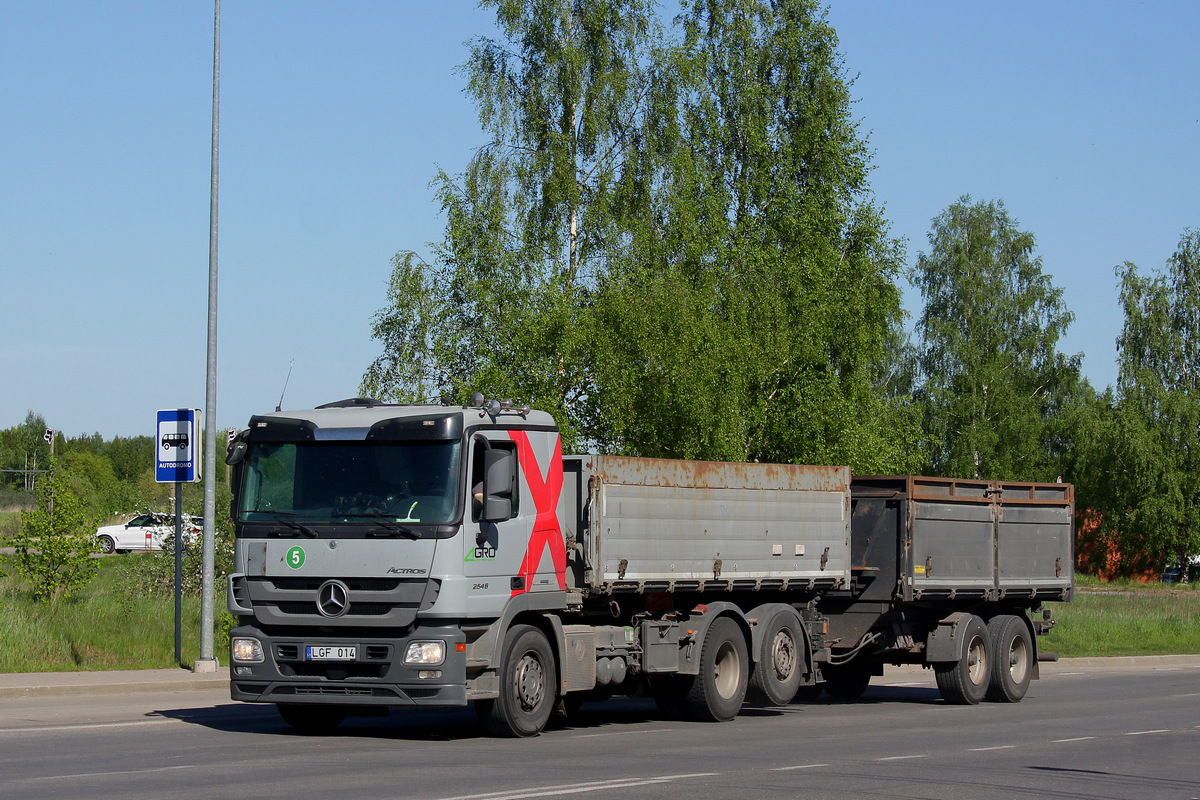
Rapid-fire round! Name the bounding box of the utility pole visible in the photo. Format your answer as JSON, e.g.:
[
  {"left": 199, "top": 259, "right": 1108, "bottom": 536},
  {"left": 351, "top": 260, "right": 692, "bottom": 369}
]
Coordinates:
[{"left": 194, "top": 0, "right": 221, "bottom": 675}]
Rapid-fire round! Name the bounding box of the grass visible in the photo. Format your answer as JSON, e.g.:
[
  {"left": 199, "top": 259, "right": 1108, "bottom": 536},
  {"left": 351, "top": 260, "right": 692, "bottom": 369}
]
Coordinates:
[
  {"left": 1041, "top": 577, "right": 1200, "bottom": 658},
  {"left": 0, "top": 556, "right": 212, "bottom": 672}
]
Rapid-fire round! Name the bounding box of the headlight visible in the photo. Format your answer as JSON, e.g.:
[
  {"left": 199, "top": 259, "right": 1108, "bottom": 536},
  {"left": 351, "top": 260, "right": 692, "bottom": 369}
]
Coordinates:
[
  {"left": 231, "top": 637, "right": 265, "bottom": 663},
  {"left": 404, "top": 641, "right": 445, "bottom": 665}
]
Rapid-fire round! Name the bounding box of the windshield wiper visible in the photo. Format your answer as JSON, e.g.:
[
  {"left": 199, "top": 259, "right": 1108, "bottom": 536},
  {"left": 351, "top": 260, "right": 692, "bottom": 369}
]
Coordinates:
[
  {"left": 338, "top": 512, "right": 421, "bottom": 539},
  {"left": 264, "top": 510, "right": 320, "bottom": 538}
]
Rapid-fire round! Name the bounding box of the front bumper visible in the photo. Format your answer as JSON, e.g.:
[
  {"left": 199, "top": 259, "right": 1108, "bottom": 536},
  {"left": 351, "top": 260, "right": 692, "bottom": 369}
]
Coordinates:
[{"left": 229, "top": 623, "right": 468, "bottom": 707}]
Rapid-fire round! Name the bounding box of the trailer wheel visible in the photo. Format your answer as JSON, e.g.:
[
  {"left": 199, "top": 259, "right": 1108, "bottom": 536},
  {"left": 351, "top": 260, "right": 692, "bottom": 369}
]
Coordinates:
[
  {"left": 480, "top": 624, "right": 557, "bottom": 737},
  {"left": 823, "top": 661, "right": 872, "bottom": 700},
  {"left": 934, "top": 614, "right": 991, "bottom": 705},
  {"left": 277, "top": 704, "right": 346, "bottom": 733},
  {"left": 985, "top": 615, "right": 1033, "bottom": 703},
  {"left": 686, "top": 617, "right": 749, "bottom": 722},
  {"left": 748, "top": 611, "right": 805, "bottom": 706}
]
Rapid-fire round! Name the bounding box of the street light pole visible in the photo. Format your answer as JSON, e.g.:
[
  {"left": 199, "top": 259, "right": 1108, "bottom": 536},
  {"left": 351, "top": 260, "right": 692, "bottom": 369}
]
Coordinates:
[{"left": 195, "top": 0, "right": 221, "bottom": 674}]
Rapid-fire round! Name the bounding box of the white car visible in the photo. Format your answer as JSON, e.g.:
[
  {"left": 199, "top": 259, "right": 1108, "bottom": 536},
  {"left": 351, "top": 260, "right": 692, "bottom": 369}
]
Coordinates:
[{"left": 95, "top": 514, "right": 201, "bottom": 554}]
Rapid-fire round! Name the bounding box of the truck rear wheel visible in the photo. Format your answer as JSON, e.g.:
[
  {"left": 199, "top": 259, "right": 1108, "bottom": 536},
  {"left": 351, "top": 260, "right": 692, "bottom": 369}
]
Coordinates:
[
  {"left": 934, "top": 614, "right": 991, "bottom": 705},
  {"left": 748, "top": 611, "right": 805, "bottom": 706},
  {"left": 685, "top": 617, "right": 749, "bottom": 722},
  {"left": 985, "top": 615, "right": 1033, "bottom": 703},
  {"left": 277, "top": 704, "right": 346, "bottom": 733},
  {"left": 480, "top": 624, "right": 557, "bottom": 737}
]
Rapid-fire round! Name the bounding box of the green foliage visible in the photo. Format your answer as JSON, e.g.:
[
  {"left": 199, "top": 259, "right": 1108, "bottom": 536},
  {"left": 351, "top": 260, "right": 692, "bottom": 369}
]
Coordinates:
[
  {"left": 365, "top": 0, "right": 924, "bottom": 472},
  {"left": 0, "top": 411, "right": 50, "bottom": 493},
  {"left": 915, "top": 196, "right": 1082, "bottom": 480},
  {"left": 2, "top": 458, "right": 99, "bottom": 602},
  {"left": 589, "top": 0, "right": 923, "bottom": 471},
  {"left": 1085, "top": 230, "right": 1200, "bottom": 571}
]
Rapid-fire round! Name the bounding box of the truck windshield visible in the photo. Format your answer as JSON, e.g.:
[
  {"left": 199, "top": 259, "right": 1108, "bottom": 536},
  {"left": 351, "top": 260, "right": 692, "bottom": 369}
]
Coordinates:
[{"left": 238, "top": 440, "right": 461, "bottom": 525}]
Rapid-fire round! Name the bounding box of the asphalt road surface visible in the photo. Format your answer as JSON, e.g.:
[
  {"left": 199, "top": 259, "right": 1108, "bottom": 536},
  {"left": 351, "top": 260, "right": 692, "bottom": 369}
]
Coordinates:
[{"left": 1, "top": 661, "right": 1196, "bottom": 800}]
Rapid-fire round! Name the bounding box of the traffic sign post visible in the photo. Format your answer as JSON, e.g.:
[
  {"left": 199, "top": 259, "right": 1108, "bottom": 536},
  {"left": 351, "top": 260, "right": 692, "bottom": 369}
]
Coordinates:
[{"left": 156, "top": 409, "right": 202, "bottom": 665}]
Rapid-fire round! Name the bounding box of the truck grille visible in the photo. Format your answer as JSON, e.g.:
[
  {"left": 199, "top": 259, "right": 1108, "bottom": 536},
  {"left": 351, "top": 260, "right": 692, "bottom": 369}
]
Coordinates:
[{"left": 241, "top": 576, "right": 440, "bottom": 628}]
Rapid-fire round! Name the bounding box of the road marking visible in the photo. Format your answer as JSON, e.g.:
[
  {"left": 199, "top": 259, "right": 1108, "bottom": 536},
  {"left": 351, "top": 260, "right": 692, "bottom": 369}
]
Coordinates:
[
  {"left": 877, "top": 755, "right": 927, "bottom": 761},
  {"left": 0, "top": 718, "right": 180, "bottom": 735},
  {"left": 570, "top": 728, "right": 672, "bottom": 739},
  {"left": 969, "top": 745, "right": 1016, "bottom": 751},
  {"left": 1171, "top": 692, "right": 1200, "bottom": 698},
  {"left": 772, "top": 764, "right": 829, "bottom": 771},
  {"left": 1126, "top": 729, "right": 1170, "bottom": 736},
  {"left": 1052, "top": 737, "right": 1096, "bottom": 743},
  {"left": 36, "top": 765, "right": 192, "bottom": 781},
  {"left": 883, "top": 681, "right": 928, "bottom": 687},
  {"left": 433, "top": 773, "right": 719, "bottom": 800}
]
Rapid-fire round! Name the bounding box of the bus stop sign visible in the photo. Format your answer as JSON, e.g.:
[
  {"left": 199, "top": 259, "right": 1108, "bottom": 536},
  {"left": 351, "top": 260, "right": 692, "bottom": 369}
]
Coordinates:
[{"left": 156, "top": 408, "right": 202, "bottom": 483}]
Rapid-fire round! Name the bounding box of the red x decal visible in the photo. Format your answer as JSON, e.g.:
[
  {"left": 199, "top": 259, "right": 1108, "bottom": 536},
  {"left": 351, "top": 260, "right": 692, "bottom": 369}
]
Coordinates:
[{"left": 508, "top": 431, "right": 566, "bottom": 596}]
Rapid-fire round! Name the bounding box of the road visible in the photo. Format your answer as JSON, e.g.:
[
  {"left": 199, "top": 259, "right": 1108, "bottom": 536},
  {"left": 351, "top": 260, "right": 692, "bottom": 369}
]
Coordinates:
[{"left": 0, "top": 661, "right": 1196, "bottom": 800}]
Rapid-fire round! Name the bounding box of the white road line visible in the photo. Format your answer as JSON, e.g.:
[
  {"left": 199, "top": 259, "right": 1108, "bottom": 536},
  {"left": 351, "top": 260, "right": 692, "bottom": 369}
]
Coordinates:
[
  {"left": 433, "top": 773, "right": 719, "bottom": 800},
  {"left": 876, "top": 755, "right": 927, "bottom": 762},
  {"left": 1171, "top": 692, "right": 1200, "bottom": 698},
  {"left": 0, "top": 718, "right": 180, "bottom": 735},
  {"left": 1052, "top": 737, "right": 1096, "bottom": 743},
  {"left": 36, "top": 765, "right": 192, "bottom": 781},
  {"left": 772, "top": 764, "right": 829, "bottom": 771},
  {"left": 570, "top": 728, "right": 673, "bottom": 739},
  {"left": 1126, "top": 729, "right": 1170, "bottom": 736},
  {"left": 969, "top": 745, "right": 1016, "bottom": 752},
  {"left": 882, "top": 682, "right": 928, "bottom": 687}
]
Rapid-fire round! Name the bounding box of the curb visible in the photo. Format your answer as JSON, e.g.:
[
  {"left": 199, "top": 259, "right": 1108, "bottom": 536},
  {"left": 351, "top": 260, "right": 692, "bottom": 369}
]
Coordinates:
[{"left": 0, "top": 669, "right": 230, "bottom": 700}]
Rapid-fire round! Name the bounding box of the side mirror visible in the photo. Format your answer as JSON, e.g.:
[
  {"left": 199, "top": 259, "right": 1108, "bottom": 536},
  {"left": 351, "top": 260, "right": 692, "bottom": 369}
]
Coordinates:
[
  {"left": 481, "top": 448, "right": 516, "bottom": 523},
  {"left": 226, "top": 441, "right": 247, "bottom": 465}
]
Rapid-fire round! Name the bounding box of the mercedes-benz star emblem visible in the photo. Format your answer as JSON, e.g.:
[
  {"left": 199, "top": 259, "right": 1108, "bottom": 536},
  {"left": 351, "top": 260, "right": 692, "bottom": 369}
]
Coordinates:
[{"left": 317, "top": 580, "right": 350, "bottom": 618}]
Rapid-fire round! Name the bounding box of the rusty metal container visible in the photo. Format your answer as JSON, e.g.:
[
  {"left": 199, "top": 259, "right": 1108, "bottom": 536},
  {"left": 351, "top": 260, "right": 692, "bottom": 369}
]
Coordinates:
[{"left": 565, "top": 455, "right": 851, "bottom": 595}]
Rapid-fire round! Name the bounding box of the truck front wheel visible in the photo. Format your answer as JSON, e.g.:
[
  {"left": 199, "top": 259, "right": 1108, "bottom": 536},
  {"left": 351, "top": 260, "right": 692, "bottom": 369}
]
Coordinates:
[
  {"left": 985, "top": 615, "right": 1033, "bottom": 703},
  {"left": 479, "top": 624, "right": 557, "bottom": 737},
  {"left": 934, "top": 614, "right": 991, "bottom": 705},
  {"left": 686, "top": 617, "right": 749, "bottom": 722}
]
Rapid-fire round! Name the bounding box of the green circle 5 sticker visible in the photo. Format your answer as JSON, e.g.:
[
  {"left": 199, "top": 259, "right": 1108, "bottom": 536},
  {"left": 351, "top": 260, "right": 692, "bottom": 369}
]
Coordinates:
[{"left": 286, "top": 546, "right": 306, "bottom": 569}]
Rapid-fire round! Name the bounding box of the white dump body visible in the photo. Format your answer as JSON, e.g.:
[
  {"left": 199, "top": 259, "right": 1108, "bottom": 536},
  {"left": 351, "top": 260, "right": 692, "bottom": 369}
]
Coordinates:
[{"left": 570, "top": 455, "right": 851, "bottom": 594}]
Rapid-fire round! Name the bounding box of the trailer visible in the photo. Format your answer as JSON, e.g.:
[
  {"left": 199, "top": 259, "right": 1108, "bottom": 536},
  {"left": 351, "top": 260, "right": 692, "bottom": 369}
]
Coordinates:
[{"left": 224, "top": 397, "right": 1073, "bottom": 736}]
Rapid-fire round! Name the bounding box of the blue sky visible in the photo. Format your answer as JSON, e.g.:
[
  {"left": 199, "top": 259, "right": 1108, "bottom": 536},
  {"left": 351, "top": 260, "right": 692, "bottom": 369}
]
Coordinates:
[{"left": 2, "top": 1, "right": 1197, "bottom": 439}]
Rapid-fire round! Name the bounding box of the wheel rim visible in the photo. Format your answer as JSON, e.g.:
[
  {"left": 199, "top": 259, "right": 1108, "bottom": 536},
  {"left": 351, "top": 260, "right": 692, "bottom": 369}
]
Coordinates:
[
  {"left": 714, "top": 640, "right": 742, "bottom": 699},
  {"left": 771, "top": 630, "right": 797, "bottom": 682},
  {"left": 515, "top": 651, "right": 545, "bottom": 712},
  {"left": 966, "top": 634, "right": 988, "bottom": 686},
  {"left": 1007, "top": 634, "right": 1029, "bottom": 684}
]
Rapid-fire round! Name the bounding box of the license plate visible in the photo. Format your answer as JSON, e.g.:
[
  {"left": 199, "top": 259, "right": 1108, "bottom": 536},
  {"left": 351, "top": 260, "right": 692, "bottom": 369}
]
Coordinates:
[{"left": 306, "top": 645, "right": 356, "bottom": 661}]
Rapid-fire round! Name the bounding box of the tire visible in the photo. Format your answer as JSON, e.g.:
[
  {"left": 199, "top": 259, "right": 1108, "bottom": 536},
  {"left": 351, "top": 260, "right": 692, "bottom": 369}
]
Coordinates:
[
  {"left": 96, "top": 535, "right": 115, "bottom": 555},
  {"left": 685, "top": 617, "right": 749, "bottom": 722},
  {"left": 748, "top": 611, "right": 806, "bottom": 706},
  {"left": 277, "top": 704, "right": 346, "bottom": 733},
  {"left": 823, "top": 661, "right": 872, "bottom": 700},
  {"left": 985, "top": 615, "right": 1033, "bottom": 703},
  {"left": 934, "top": 614, "right": 991, "bottom": 705},
  {"left": 481, "top": 624, "right": 557, "bottom": 737}
]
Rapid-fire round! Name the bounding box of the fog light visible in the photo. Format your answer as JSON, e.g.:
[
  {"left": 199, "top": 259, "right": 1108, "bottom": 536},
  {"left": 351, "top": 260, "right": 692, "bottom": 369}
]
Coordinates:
[
  {"left": 404, "top": 641, "right": 445, "bottom": 665},
  {"left": 231, "top": 637, "right": 264, "bottom": 663},
  {"left": 419, "top": 670, "right": 442, "bottom": 679}
]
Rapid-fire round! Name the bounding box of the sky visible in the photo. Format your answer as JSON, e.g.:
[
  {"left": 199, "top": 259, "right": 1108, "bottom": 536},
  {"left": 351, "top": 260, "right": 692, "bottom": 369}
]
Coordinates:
[{"left": 2, "top": 1, "right": 1198, "bottom": 440}]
